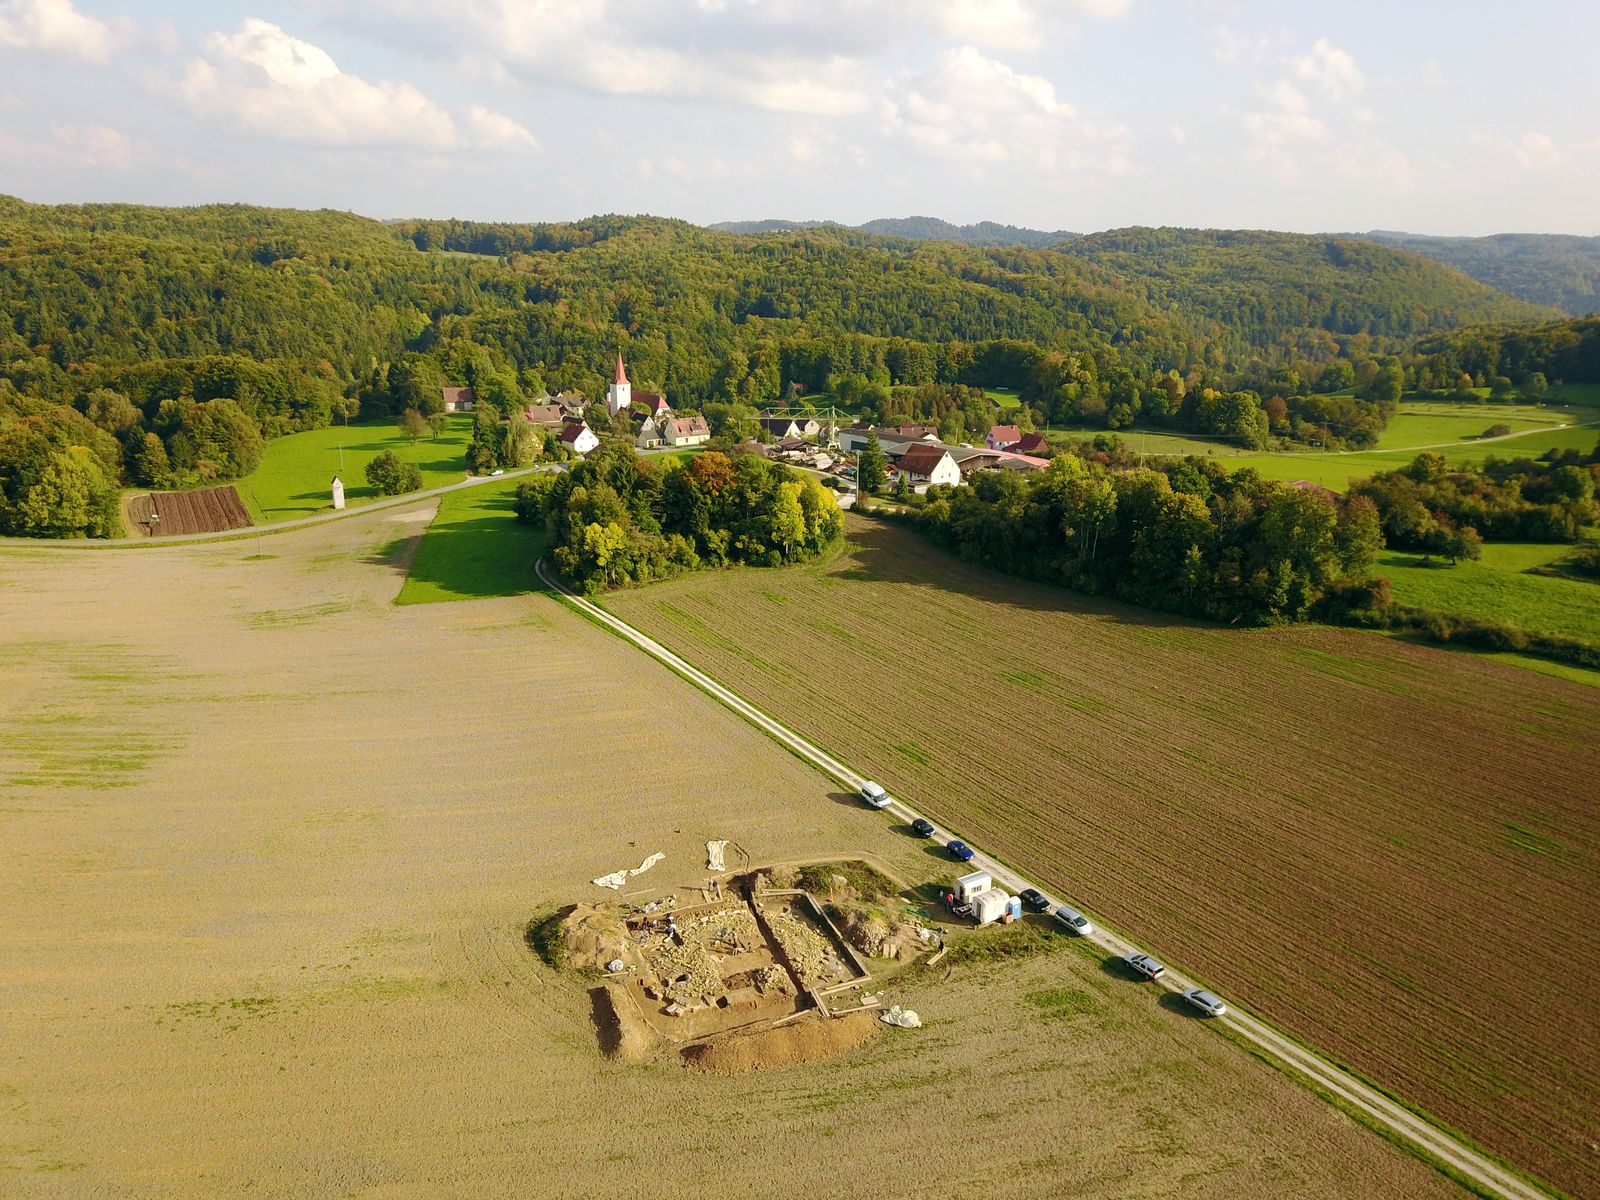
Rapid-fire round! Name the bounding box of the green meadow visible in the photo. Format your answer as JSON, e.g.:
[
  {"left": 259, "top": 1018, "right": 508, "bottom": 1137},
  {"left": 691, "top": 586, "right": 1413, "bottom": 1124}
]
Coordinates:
[
  {"left": 238, "top": 415, "right": 475, "bottom": 523},
  {"left": 395, "top": 476, "right": 546, "bottom": 606}
]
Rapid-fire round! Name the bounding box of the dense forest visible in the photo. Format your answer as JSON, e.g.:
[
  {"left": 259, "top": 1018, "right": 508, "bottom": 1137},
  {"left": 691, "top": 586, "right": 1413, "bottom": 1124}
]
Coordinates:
[
  {"left": 0, "top": 195, "right": 1567, "bottom": 536},
  {"left": 1360, "top": 231, "right": 1600, "bottom": 317}
]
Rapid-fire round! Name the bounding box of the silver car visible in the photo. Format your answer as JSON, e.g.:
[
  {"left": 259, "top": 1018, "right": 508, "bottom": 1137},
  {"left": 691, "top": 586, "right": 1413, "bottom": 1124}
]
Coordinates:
[
  {"left": 1182, "top": 988, "right": 1227, "bottom": 1017},
  {"left": 1124, "top": 952, "right": 1165, "bottom": 980},
  {"left": 1052, "top": 905, "right": 1093, "bottom": 935}
]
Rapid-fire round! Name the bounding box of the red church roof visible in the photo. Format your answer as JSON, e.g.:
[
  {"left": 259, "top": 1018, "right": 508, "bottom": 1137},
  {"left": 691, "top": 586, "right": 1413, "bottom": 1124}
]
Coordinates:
[{"left": 614, "top": 352, "right": 629, "bottom": 386}]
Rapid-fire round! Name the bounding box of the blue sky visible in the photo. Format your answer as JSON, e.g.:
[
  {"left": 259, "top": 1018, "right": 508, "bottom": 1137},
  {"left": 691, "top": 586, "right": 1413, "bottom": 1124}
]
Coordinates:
[{"left": 0, "top": 0, "right": 1593, "bottom": 234}]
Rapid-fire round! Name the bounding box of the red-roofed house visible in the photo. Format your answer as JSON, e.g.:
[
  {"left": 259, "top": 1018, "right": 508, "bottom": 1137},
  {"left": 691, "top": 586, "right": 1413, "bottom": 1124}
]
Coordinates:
[
  {"left": 442, "top": 386, "right": 477, "bottom": 412},
  {"left": 635, "top": 391, "right": 671, "bottom": 418},
  {"left": 893, "top": 444, "right": 961, "bottom": 490},
  {"left": 986, "top": 424, "right": 1022, "bottom": 450},
  {"left": 1010, "top": 432, "right": 1049, "bottom": 456},
  {"left": 660, "top": 414, "right": 710, "bottom": 448},
  {"left": 559, "top": 420, "right": 599, "bottom": 456},
  {"left": 523, "top": 404, "right": 567, "bottom": 428}
]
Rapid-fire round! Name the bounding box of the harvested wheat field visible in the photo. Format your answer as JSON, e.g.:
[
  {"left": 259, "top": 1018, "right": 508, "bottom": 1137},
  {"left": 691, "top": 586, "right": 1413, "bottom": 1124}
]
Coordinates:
[
  {"left": 0, "top": 507, "right": 1460, "bottom": 1198},
  {"left": 607, "top": 515, "right": 1600, "bottom": 1199}
]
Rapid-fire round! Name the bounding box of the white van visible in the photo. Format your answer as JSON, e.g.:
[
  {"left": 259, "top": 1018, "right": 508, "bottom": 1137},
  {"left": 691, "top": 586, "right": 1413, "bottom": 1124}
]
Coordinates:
[
  {"left": 860, "top": 781, "right": 892, "bottom": 809},
  {"left": 1052, "top": 905, "right": 1093, "bottom": 935}
]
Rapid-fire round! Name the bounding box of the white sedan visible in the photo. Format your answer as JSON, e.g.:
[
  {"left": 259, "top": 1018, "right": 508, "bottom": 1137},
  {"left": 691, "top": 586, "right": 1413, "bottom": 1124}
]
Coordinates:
[{"left": 1182, "top": 988, "right": 1228, "bottom": 1017}]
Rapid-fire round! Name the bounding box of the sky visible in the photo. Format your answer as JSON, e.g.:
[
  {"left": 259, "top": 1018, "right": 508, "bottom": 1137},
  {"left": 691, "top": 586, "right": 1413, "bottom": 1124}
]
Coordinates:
[{"left": 0, "top": 0, "right": 1594, "bottom": 235}]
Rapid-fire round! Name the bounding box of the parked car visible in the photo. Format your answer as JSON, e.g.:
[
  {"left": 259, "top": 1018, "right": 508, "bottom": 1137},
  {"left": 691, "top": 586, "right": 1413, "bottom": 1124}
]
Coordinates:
[
  {"left": 1018, "top": 888, "right": 1051, "bottom": 913},
  {"left": 1124, "top": 952, "right": 1166, "bottom": 981},
  {"left": 1182, "top": 988, "right": 1227, "bottom": 1017},
  {"left": 860, "top": 781, "right": 892, "bottom": 809},
  {"left": 910, "top": 817, "right": 935, "bottom": 838},
  {"left": 1052, "top": 905, "right": 1093, "bottom": 935},
  {"left": 947, "top": 839, "right": 975, "bottom": 862}
]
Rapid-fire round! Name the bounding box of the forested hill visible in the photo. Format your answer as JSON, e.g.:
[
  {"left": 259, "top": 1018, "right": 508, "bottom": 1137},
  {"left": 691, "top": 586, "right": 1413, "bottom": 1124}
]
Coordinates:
[
  {"left": 0, "top": 195, "right": 1568, "bottom": 538},
  {"left": 1358, "top": 230, "right": 1600, "bottom": 317},
  {"left": 710, "top": 215, "right": 1078, "bottom": 247}
]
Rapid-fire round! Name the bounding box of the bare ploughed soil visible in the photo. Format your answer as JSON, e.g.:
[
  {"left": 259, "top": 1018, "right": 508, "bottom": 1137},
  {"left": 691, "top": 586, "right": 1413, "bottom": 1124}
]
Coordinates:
[
  {"left": 0, "top": 508, "right": 1454, "bottom": 1199},
  {"left": 608, "top": 515, "right": 1600, "bottom": 1198},
  {"left": 126, "top": 485, "right": 253, "bottom": 535}
]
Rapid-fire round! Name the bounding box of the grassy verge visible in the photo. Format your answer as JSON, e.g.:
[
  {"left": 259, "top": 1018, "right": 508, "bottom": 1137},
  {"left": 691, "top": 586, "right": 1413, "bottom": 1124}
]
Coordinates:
[{"left": 395, "top": 477, "right": 546, "bottom": 605}]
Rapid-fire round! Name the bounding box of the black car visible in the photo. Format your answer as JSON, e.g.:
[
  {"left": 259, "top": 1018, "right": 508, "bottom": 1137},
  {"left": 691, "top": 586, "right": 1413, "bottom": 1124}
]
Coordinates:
[
  {"left": 1018, "top": 887, "right": 1051, "bottom": 912},
  {"left": 910, "top": 817, "right": 936, "bottom": 838}
]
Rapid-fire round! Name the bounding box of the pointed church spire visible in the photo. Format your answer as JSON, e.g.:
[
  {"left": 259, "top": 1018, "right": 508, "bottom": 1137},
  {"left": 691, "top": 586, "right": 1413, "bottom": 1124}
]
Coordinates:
[{"left": 614, "top": 351, "right": 629, "bottom": 386}]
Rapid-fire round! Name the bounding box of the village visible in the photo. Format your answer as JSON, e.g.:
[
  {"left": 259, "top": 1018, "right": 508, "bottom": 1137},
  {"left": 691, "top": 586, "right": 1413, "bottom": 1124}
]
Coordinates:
[{"left": 440, "top": 352, "right": 1052, "bottom": 495}]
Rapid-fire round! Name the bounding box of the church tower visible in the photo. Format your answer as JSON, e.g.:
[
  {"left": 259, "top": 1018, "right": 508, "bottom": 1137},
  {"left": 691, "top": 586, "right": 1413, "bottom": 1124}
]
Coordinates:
[{"left": 606, "top": 351, "right": 632, "bottom": 418}]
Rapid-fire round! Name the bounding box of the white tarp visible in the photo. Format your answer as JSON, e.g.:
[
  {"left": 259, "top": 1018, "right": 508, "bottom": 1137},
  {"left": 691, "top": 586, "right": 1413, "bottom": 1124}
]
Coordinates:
[
  {"left": 591, "top": 851, "right": 666, "bottom": 890},
  {"left": 706, "top": 840, "right": 728, "bottom": 872},
  {"left": 879, "top": 1005, "right": 922, "bottom": 1029}
]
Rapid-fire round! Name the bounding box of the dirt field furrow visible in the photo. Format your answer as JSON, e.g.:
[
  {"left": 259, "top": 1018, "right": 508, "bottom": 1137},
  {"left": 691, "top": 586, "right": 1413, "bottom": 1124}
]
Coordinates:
[{"left": 608, "top": 516, "right": 1600, "bottom": 1198}]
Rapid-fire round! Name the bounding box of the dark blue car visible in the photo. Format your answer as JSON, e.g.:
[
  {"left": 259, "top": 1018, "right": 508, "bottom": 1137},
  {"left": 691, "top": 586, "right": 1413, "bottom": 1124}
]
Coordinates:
[
  {"left": 911, "top": 818, "right": 935, "bottom": 838},
  {"left": 947, "top": 839, "right": 975, "bottom": 862}
]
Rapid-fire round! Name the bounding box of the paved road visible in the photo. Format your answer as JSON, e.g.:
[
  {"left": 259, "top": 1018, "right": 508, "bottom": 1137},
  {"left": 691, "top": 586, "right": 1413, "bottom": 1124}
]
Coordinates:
[
  {"left": 536, "top": 557, "right": 1551, "bottom": 1200},
  {"left": 0, "top": 467, "right": 551, "bottom": 550}
]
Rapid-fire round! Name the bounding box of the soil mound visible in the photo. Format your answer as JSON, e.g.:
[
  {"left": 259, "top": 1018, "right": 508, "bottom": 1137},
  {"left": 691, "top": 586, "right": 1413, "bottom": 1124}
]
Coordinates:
[
  {"left": 557, "top": 903, "right": 638, "bottom": 973},
  {"left": 590, "top": 983, "right": 655, "bottom": 1061},
  {"left": 830, "top": 904, "right": 927, "bottom": 960},
  {"left": 681, "top": 1011, "right": 880, "bottom": 1075}
]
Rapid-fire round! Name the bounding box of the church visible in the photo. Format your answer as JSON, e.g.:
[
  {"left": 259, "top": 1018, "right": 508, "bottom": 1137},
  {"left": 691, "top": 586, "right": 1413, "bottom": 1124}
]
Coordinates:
[{"left": 605, "top": 352, "right": 669, "bottom": 419}]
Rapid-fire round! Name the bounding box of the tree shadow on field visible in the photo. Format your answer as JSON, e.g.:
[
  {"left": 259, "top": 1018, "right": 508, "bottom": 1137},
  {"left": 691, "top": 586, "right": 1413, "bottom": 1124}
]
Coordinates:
[
  {"left": 364, "top": 534, "right": 420, "bottom": 576},
  {"left": 835, "top": 516, "right": 1210, "bottom": 632}
]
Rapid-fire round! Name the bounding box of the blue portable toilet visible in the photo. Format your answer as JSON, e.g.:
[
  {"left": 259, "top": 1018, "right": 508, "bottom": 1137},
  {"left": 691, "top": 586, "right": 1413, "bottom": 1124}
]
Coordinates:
[{"left": 1006, "top": 895, "right": 1023, "bottom": 920}]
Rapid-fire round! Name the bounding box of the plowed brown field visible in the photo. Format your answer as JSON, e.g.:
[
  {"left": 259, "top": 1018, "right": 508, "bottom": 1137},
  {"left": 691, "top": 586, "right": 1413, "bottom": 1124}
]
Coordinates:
[
  {"left": 127, "top": 486, "right": 252, "bottom": 535},
  {"left": 608, "top": 515, "right": 1600, "bottom": 1198},
  {"left": 0, "top": 506, "right": 1455, "bottom": 1199}
]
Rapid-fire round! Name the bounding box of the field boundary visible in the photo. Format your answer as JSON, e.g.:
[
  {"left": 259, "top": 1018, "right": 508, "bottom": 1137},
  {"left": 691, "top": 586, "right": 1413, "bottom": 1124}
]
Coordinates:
[{"left": 536, "top": 556, "right": 1554, "bottom": 1200}]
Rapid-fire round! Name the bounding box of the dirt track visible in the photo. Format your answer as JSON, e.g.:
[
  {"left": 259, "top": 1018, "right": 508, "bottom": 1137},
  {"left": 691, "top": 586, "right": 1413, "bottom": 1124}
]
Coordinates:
[{"left": 0, "top": 506, "right": 1464, "bottom": 1199}]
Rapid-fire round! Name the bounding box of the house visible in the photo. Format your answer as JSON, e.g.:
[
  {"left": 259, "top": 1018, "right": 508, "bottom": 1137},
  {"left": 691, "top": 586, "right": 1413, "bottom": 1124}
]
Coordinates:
[
  {"left": 759, "top": 416, "right": 801, "bottom": 441},
  {"left": 523, "top": 404, "right": 567, "bottom": 428},
  {"left": 660, "top": 414, "right": 710, "bottom": 448},
  {"left": 442, "top": 386, "right": 477, "bottom": 412},
  {"left": 1010, "top": 432, "right": 1049, "bottom": 456},
  {"left": 893, "top": 444, "right": 962, "bottom": 490},
  {"left": 635, "top": 416, "right": 663, "bottom": 450},
  {"left": 635, "top": 391, "right": 671, "bottom": 418},
  {"left": 883, "top": 423, "right": 938, "bottom": 441},
  {"left": 559, "top": 420, "right": 599, "bottom": 456},
  {"left": 986, "top": 424, "right": 1022, "bottom": 450},
  {"left": 792, "top": 416, "right": 822, "bottom": 438}
]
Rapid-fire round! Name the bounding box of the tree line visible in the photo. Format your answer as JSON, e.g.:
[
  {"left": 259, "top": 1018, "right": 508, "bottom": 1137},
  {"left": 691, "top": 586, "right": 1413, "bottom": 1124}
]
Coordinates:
[{"left": 515, "top": 443, "right": 843, "bottom": 592}]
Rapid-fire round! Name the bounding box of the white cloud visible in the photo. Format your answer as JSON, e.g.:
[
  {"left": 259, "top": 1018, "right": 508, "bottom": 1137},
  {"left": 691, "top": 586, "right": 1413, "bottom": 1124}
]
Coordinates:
[
  {"left": 1243, "top": 79, "right": 1321, "bottom": 146},
  {"left": 1293, "top": 37, "right": 1363, "bottom": 103},
  {"left": 51, "top": 121, "right": 137, "bottom": 169},
  {"left": 466, "top": 105, "right": 539, "bottom": 152},
  {"left": 881, "top": 45, "right": 1128, "bottom": 178},
  {"left": 319, "top": 0, "right": 1132, "bottom": 116},
  {"left": 0, "top": 90, "right": 21, "bottom": 110},
  {"left": 174, "top": 19, "right": 458, "bottom": 150},
  {"left": 0, "top": 0, "right": 113, "bottom": 62}
]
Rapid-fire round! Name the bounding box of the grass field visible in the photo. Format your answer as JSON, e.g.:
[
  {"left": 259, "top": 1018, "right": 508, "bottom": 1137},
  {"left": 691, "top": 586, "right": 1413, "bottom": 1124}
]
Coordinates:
[
  {"left": 238, "top": 415, "right": 475, "bottom": 523},
  {"left": 395, "top": 476, "right": 545, "bottom": 606},
  {"left": 0, "top": 512, "right": 1467, "bottom": 1199},
  {"left": 607, "top": 516, "right": 1600, "bottom": 1198},
  {"left": 1380, "top": 541, "right": 1600, "bottom": 644},
  {"left": 1042, "top": 398, "right": 1600, "bottom": 492}
]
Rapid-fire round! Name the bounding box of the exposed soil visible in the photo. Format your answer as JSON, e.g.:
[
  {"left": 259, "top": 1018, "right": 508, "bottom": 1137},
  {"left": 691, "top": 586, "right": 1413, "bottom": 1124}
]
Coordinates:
[
  {"left": 681, "top": 1010, "right": 881, "bottom": 1075},
  {"left": 127, "top": 486, "right": 253, "bottom": 535}
]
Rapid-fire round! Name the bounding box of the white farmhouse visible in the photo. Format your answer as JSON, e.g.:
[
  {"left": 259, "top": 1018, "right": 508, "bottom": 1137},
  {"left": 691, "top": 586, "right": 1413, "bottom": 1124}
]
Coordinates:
[
  {"left": 893, "top": 444, "right": 962, "bottom": 491},
  {"left": 559, "top": 421, "right": 600, "bottom": 456}
]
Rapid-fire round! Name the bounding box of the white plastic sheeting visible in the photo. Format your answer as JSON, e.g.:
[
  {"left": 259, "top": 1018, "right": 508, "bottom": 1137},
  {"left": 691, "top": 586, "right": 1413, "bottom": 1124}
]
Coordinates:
[
  {"left": 706, "top": 840, "right": 728, "bottom": 872},
  {"left": 590, "top": 851, "right": 666, "bottom": 889},
  {"left": 879, "top": 1005, "right": 922, "bottom": 1029}
]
